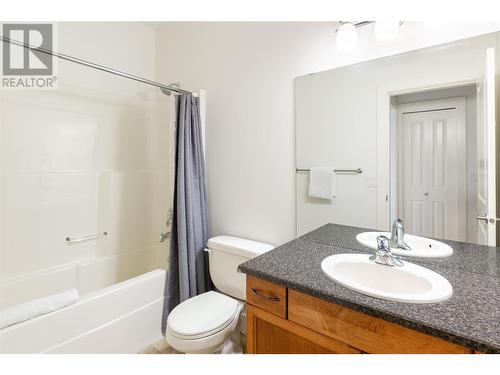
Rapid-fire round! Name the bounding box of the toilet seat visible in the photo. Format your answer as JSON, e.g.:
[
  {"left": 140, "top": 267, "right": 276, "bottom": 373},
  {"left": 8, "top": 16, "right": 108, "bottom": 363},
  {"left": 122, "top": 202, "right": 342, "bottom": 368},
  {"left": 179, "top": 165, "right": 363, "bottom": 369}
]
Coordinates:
[
  {"left": 166, "top": 291, "right": 244, "bottom": 354},
  {"left": 167, "top": 291, "right": 241, "bottom": 340}
]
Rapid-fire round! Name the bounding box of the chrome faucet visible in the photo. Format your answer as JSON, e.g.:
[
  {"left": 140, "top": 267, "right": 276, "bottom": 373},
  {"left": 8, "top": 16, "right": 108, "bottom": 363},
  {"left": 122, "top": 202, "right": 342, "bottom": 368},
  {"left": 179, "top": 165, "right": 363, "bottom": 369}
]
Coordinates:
[
  {"left": 369, "top": 235, "right": 404, "bottom": 267},
  {"left": 390, "top": 218, "right": 411, "bottom": 251}
]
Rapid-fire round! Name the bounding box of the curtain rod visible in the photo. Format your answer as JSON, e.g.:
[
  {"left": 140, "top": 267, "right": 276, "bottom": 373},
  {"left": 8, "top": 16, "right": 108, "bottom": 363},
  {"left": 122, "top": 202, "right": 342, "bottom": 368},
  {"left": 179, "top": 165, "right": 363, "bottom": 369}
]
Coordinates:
[
  {"left": 0, "top": 36, "right": 191, "bottom": 96},
  {"left": 296, "top": 168, "right": 363, "bottom": 175}
]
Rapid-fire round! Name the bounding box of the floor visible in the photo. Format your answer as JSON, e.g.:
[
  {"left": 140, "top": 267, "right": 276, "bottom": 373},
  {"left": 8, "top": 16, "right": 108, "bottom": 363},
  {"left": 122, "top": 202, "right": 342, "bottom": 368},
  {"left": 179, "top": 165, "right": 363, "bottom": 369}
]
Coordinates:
[
  {"left": 140, "top": 334, "right": 247, "bottom": 354},
  {"left": 140, "top": 338, "right": 182, "bottom": 354}
]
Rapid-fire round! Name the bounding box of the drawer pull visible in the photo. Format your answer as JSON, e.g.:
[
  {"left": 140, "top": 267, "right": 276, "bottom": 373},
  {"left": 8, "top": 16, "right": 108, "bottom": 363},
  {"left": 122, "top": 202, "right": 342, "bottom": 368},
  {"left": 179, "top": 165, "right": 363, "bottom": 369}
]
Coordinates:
[{"left": 251, "top": 288, "right": 280, "bottom": 302}]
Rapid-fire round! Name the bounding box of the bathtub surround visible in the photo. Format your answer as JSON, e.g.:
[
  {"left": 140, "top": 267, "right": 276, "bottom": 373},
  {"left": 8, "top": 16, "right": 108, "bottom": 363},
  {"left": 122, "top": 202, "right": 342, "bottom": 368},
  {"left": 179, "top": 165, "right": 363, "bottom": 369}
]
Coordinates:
[
  {"left": 0, "top": 23, "right": 170, "bottom": 353},
  {"left": 0, "top": 22, "right": 168, "bottom": 292},
  {"left": 163, "top": 94, "right": 211, "bottom": 332}
]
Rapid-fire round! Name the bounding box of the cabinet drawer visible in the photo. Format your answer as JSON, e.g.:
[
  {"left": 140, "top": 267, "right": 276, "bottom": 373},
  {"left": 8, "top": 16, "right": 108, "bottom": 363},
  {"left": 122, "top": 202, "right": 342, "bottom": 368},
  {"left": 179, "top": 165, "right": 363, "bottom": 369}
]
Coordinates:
[
  {"left": 288, "top": 289, "right": 472, "bottom": 354},
  {"left": 246, "top": 276, "right": 287, "bottom": 318}
]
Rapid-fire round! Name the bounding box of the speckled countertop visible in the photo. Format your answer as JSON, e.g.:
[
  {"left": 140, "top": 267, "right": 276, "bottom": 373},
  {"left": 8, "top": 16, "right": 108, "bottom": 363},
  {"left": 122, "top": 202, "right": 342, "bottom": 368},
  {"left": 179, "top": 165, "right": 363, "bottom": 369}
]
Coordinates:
[{"left": 238, "top": 224, "right": 500, "bottom": 353}]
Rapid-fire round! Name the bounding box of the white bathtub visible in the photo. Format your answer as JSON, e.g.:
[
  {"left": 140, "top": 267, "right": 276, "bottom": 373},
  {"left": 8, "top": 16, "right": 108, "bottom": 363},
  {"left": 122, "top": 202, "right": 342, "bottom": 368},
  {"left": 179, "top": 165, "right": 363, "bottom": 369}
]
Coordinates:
[{"left": 0, "top": 269, "right": 166, "bottom": 353}]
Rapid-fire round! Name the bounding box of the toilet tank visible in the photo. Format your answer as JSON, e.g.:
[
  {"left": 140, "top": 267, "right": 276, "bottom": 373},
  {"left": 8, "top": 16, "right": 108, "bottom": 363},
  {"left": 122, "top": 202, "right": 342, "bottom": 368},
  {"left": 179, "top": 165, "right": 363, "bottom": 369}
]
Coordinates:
[{"left": 206, "top": 236, "right": 274, "bottom": 300}]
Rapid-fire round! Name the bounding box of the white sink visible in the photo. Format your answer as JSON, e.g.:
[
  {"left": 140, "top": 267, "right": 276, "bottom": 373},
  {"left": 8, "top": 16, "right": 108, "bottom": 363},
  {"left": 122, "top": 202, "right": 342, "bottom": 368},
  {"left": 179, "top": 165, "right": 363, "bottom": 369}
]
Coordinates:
[
  {"left": 321, "top": 254, "right": 453, "bottom": 303},
  {"left": 356, "top": 231, "right": 453, "bottom": 258}
]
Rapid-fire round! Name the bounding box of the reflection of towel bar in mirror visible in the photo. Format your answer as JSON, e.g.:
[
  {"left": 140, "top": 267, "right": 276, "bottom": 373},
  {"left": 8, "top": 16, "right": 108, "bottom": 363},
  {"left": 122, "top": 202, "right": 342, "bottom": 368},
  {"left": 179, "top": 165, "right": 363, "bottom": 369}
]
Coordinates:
[
  {"left": 66, "top": 232, "right": 108, "bottom": 244},
  {"left": 296, "top": 168, "right": 362, "bottom": 175}
]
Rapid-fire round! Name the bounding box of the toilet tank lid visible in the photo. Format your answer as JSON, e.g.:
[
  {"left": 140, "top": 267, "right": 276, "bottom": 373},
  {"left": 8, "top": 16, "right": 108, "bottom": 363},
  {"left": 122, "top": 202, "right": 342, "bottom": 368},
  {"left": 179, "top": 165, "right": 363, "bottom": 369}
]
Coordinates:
[{"left": 207, "top": 236, "right": 274, "bottom": 258}]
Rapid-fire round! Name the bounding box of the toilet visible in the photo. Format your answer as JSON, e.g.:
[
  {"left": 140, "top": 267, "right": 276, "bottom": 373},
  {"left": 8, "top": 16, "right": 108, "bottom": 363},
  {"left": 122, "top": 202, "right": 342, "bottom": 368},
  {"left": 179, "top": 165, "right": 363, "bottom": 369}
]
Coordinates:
[{"left": 165, "top": 236, "right": 274, "bottom": 354}]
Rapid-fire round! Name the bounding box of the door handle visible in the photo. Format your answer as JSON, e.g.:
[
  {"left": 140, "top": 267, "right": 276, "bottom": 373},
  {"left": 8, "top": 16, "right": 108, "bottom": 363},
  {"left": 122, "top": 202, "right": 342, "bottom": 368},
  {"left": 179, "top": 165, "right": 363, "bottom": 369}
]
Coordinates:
[{"left": 476, "top": 215, "right": 500, "bottom": 224}]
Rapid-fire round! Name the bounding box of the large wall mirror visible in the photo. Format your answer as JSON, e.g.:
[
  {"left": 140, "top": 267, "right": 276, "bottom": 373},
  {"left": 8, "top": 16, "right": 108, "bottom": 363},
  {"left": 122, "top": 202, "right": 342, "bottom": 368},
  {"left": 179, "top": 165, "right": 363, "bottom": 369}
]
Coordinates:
[{"left": 295, "top": 32, "right": 499, "bottom": 246}]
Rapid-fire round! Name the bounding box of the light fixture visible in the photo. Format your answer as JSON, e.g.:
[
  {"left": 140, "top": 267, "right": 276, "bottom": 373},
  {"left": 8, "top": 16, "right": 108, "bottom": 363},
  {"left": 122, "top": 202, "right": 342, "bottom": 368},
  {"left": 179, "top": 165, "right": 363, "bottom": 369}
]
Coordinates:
[
  {"left": 336, "top": 22, "right": 358, "bottom": 52},
  {"left": 374, "top": 21, "right": 401, "bottom": 41}
]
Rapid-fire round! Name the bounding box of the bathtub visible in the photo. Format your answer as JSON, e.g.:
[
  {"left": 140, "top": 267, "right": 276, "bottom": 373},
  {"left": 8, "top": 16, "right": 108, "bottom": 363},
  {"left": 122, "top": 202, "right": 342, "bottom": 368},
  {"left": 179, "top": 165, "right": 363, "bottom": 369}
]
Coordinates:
[{"left": 0, "top": 269, "right": 166, "bottom": 353}]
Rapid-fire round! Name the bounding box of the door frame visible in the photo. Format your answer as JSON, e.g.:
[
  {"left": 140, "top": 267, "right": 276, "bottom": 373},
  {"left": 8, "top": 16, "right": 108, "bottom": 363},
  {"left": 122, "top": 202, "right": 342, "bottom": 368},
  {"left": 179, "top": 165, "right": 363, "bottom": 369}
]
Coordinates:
[
  {"left": 376, "top": 79, "right": 479, "bottom": 231},
  {"left": 395, "top": 97, "right": 467, "bottom": 240}
]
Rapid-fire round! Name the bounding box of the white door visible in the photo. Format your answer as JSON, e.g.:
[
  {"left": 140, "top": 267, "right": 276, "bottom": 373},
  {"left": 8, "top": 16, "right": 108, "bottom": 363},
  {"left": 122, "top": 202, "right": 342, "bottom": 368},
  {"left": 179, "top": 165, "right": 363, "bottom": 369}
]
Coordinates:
[
  {"left": 399, "top": 98, "right": 467, "bottom": 241},
  {"left": 476, "top": 47, "right": 497, "bottom": 246}
]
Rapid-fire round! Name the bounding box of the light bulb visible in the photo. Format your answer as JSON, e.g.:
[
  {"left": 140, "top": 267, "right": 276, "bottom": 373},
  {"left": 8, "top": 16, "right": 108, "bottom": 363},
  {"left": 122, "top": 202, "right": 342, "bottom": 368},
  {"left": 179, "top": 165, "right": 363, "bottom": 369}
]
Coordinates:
[
  {"left": 336, "top": 22, "right": 357, "bottom": 52},
  {"left": 375, "top": 21, "right": 400, "bottom": 41}
]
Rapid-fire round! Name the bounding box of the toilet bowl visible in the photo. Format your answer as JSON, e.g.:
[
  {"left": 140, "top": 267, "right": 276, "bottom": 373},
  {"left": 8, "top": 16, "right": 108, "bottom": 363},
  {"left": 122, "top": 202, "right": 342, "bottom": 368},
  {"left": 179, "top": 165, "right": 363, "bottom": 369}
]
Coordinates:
[
  {"left": 165, "top": 236, "right": 274, "bottom": 354},
  {"left": 166, "top": 291, "right": 243, "bottom": 354}
]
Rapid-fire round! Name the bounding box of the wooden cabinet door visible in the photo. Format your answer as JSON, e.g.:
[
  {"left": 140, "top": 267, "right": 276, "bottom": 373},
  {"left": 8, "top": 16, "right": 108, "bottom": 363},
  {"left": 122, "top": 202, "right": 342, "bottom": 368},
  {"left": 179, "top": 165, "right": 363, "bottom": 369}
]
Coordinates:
[
  {"left": 246, "top": 304, "right": 360, "bottom": 354},
  {"left": 287, "top": 289, "right": 472, "bottom": 354}
]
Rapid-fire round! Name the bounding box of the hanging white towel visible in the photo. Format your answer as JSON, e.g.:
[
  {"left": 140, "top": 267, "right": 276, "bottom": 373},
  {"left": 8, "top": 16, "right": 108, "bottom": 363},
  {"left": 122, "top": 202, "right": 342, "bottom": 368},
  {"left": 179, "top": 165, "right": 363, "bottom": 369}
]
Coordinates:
[
  {"left": 0, "top": 289, "right": 79, "bottom": 329},
  {"left": 308, "top": 167, "right": 336, "bottom": 200}
]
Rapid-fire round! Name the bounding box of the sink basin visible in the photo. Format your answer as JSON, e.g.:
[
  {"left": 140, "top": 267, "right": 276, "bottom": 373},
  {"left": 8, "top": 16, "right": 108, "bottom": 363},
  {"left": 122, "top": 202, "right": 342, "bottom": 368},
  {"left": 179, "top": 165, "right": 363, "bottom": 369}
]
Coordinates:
[
  {"left": 321, "top": 254, "right": 453, "bottom": 303},
  {"left": 356, "top": 231, "right": 453, "bottom": 258}
]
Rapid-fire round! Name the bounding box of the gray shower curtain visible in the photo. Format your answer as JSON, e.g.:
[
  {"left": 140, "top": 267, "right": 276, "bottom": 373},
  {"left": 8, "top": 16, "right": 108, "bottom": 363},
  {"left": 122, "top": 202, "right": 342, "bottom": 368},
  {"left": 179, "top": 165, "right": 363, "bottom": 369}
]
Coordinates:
[{"left": 162, "top": 94, "right": 212, "bottom": 333}]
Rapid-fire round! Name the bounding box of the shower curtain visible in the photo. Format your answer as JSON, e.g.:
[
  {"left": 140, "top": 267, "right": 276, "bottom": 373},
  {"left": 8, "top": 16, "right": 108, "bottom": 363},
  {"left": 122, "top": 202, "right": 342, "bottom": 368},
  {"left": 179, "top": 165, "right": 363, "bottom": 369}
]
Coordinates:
[{"left": 162, "top": 94, "right": 212, "bottom": 333}]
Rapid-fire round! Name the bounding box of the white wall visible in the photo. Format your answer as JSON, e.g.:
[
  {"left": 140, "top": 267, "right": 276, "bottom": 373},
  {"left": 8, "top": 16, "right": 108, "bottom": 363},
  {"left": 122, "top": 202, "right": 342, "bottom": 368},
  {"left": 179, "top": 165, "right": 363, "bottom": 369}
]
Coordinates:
[
  {"left": 0, "top": 23, "right": 170, "bottom": 293},
  {"left": 156, "top": 22, "right": 500, "bottom": 246}
]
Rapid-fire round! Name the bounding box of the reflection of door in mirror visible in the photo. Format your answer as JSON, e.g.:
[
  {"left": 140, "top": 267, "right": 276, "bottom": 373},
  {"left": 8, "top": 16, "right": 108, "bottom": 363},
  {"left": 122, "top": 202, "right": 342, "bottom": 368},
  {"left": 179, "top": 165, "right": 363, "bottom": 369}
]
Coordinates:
[{"left": 396, "top": 97, "right": 467, "bottom": 242}]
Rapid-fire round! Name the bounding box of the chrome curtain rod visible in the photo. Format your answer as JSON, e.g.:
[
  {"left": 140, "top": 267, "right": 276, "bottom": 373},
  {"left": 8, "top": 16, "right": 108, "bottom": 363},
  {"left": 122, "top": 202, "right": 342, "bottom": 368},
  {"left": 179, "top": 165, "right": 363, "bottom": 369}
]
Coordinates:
[
  {"left": 296, "top": 168, "right": 363, "bottom": 175},
  {"left": 0, "top": 36, "right": 191, "bottom": 96}
]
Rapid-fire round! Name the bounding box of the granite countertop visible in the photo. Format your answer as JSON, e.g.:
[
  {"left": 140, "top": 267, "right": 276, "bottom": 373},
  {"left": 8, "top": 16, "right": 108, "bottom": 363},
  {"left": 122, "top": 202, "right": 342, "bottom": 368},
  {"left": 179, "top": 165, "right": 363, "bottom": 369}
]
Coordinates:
[{"left": 238, "top": 223, "right": 500, "bottom": 353}]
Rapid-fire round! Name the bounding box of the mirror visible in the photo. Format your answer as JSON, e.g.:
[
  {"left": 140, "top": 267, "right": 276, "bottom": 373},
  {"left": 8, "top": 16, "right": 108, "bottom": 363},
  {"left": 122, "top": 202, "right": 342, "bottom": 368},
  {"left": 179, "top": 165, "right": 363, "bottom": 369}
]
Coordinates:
[{"left": 295, "top": 32, "right": 498, "bottom": 246}]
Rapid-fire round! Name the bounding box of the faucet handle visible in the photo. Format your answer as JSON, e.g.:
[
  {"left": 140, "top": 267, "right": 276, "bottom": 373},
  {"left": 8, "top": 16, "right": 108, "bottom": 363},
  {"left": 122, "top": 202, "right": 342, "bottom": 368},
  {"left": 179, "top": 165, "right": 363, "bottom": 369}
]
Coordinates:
[
  {"left": 371, "top": 235, "right": 403, "bottom": 267},
  {"left": 376, "top": 235, "right": 391, "bottom": 254},
  {"left": 392, "top": 218, "right": 403, "bottom": 229},
  {"left": 390, "top": 218, "right": 411, "bottom": 251}
]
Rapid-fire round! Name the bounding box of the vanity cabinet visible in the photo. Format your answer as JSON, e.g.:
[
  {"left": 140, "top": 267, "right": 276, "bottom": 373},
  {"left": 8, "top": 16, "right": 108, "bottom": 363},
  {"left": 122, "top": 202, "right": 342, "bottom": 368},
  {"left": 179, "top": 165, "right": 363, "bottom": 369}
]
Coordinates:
[{"left": 246, "top": 275, "right": 473, "bottom": 354}]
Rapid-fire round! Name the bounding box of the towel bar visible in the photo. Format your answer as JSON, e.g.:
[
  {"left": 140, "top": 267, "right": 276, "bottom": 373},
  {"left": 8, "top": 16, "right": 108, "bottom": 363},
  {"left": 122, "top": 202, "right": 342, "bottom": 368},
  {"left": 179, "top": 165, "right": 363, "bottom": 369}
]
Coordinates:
[
  {"left": 296, "top": 168, "right": 362, "bottom": 174},
  {"left": 65, "top": 232, "right": 108, "bottom": 244}
]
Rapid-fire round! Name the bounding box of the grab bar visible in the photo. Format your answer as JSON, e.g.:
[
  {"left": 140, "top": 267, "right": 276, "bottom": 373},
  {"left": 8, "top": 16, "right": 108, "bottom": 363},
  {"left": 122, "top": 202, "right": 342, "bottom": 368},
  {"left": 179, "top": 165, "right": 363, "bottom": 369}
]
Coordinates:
[
  {"left": 296, "top": 168, "right": 362, "bottom": 175},
  {"left": 65, "top": 232, "right": 108, "bottom": 244}
]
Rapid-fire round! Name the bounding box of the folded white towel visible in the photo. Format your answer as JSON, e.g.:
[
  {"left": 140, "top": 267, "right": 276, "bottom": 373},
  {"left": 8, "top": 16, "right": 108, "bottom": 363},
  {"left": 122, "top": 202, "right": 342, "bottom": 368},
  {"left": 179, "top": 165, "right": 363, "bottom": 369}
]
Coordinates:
[
  {"left": 308, "top": 167, "right": 336, "bottom": 200},
  {"left": 0, "top": 289, "right": 79, "bottom": 329}
]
